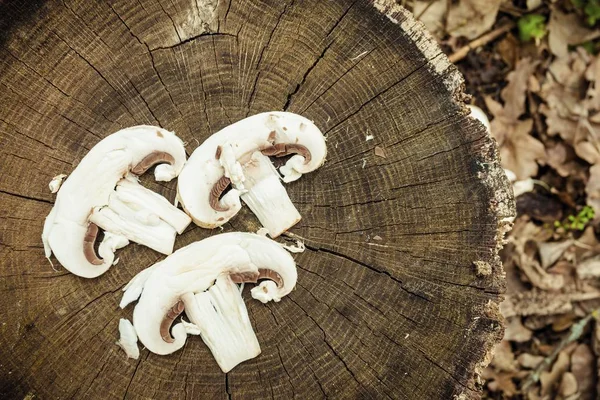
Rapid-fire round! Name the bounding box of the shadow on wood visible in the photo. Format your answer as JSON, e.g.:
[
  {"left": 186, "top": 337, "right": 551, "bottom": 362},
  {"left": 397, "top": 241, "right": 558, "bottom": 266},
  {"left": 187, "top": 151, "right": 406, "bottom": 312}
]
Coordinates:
[{"left": 0, "top": 0, "right": 514, "bottom": 398}]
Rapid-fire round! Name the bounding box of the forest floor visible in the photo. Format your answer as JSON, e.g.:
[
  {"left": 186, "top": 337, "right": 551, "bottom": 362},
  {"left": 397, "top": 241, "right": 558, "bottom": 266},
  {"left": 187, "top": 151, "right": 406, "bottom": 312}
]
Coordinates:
[{"left": 408, "top": 0, "right": 600, "bottom": 398}]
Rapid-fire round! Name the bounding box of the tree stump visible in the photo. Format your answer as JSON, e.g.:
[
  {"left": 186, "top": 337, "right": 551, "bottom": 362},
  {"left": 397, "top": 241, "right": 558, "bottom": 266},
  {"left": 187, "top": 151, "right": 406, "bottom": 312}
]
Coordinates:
[{"left": 0, "top": 0, "right": 514, "bottom": 399}]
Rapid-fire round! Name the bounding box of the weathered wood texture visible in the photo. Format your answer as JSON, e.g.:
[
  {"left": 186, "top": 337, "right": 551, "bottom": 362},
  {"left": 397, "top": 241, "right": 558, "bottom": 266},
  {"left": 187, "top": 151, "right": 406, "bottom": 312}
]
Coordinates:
[{"left": 0, "top": 0, "right": 514, "bottom": 399}]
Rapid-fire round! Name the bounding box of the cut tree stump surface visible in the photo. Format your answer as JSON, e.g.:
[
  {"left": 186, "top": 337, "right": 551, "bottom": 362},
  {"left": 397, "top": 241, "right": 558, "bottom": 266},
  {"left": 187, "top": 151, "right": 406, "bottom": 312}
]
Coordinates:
[{"left": 0, "top": 0, "right": 514, "bottom": 399}]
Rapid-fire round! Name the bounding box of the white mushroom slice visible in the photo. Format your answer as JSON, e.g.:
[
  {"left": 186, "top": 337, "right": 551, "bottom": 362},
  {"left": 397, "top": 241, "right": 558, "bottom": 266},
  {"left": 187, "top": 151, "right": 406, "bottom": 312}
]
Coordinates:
[
  {"left": 187, "top": 275, "right": 261, "bottom": 372},
  {"left": 120, "top": 232, "right": 297, "bottom": 369},
  {"left": 42, "top": 125, "right": 191, "bottom": 278},
  {"left": 240, "top": 152, "right": 301, "bottom": 238},
  {"left": 116, "top": 318, "right": 140, "bottom": 359},
  {"left": 177, "top": 112, "right": 326, "bottom": 236},
  {"left": 49, "top": 174, "right": 67, "bottom": 193}
]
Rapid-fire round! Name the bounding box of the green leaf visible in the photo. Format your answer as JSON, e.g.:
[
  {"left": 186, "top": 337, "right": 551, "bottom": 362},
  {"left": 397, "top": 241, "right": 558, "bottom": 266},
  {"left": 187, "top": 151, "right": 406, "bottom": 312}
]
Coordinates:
[
  {"left": 585, "top": 0, "right": 600, "bottom": 25},
  {"left": 518, "top": 14, "right": 547, "bottom": 42}
]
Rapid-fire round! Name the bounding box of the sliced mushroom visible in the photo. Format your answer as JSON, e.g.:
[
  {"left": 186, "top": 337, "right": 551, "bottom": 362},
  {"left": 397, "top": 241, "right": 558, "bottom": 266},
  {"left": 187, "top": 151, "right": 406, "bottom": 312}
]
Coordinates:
[
  {"left": 177, "top": 112, "right": 326, "bottom": 237},
  {"left": 120, "top": 232, "right": 297, "bottom": 370},
  {"left": 42, "top": 125, "right": 191, "bottom": 278}
]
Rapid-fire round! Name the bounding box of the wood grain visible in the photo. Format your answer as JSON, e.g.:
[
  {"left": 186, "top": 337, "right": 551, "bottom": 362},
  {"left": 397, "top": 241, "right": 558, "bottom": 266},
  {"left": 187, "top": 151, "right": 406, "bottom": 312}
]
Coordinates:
[{"left": 0, "top": 0, "right": 514, "bottom": 398}]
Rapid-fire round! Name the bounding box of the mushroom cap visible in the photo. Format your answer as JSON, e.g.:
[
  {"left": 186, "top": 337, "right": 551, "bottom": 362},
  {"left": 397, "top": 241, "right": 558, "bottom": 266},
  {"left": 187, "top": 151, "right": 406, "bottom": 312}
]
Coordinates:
[
  {"left": 42, "top": 125, "right": 187, "bottom": 278},
  {"left": 123, "top": 232, "right": 297, "bottom": 355},
  {"left": 177, "top": 112, "right": 326, "bottom": 228}
]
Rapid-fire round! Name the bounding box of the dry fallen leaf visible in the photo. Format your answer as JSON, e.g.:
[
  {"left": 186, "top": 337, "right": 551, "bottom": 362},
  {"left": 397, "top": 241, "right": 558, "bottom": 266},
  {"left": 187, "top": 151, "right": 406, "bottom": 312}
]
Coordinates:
[
  {"left": 413, "top": 0, "right": 447, "bottom": 38},
  {"left": 446, "top": 0, "right": 502, "bottom": 40},
  {"left": 577, "top": 256, "right": 600, "bottom": 280},
  {"left": 542, "top": 105, "right": 580, "bottom": 143},
  {"left": 586, "top": 164, "right": 600, "bottom": 217},
  {"left": 540, "top": 350, "right": 570, "bottom": 396},
  {"left": 497, "top": 34, "right": 520, "bottom": 70},
  {"left": 502, "top": 290, "right": 600, "bottom": 318},
  {"left": 545, "top": 140, "right": 583, "bottom": 178},
  {"left": 518, "top": 353, "right": 545, "bottom": 369},
  {"left": 548, "top": 8, "right": 600, "bottom": 58},
  {"left": 570, "top": 344, "right": 595, "bottom": 400},
  {"left": 538, "top": 240, "right": 574, "bottom": 269},
  {"left": 593, "top": 321, "right": 600, "bottom": 355},
  {"left": 552, "top": 313, "right": 577, "bottom": 332},
  {"left": 541, "top": 50, "right": 590, "bottom": 121},
  {"left": 485, "top": 370, "right": 518, "bottom": 397},
  {"left": 503, "top": 58, "right": 540, "bottom": 121},
  {"left": 494, "top": 117, "right": 545, "bottom": 180},
  {"left": 486, "top": 58, "right": 546, "bottom": 180},
  {"left": 518, "top": 253, "right": 565, "bottom": 290},
  {"left": 558, "top": 372, "right": 578, "bottom": 398},
  {"left": 491, "top": 340, "right": 518, "bottom": 372},
  {"left": 525, "top": 314, "right": 562, "bottom": 330},
  {"left": 526, "top": 0, "right": 542, "bottom": 9},
  {"left": 505, "top": 316, "right": 533, "bottom": 342},
  {"left": 585, "top": 56, "right": 600, "bottom": 113}
]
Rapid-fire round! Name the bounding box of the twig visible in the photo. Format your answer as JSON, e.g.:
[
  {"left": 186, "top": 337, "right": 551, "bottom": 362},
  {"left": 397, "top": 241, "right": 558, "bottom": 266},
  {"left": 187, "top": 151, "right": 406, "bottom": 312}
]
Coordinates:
[
  {"left": 443, "top": 0, "right": 450, "bottom": 32},
  {"left": 500, "top": 4, "right": 525, "bottom": 17},
  {"left": 415, "top": 0, "right": 436, "bottom": 20},
  {"left": 531, "top": 179, "right": 550, "bottom": 192},
  {"left": 521, "top": 308, "right": 600, "bottom": 391},
  {"left": 448, "top": 22, "right": 516, "bottom": 63}
]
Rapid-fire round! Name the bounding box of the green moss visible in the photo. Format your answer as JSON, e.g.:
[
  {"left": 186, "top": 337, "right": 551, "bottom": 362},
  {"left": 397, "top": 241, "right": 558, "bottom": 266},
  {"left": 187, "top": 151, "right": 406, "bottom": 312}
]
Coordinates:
[
  {"left": 554, "top": 206, "right": 595, "bottom": 231},
  {"left": 571, "top": 0, "right": 600, "bottom": 25},
  {"left": 518, "top": 14, "right": 547, "bottom": 42}
]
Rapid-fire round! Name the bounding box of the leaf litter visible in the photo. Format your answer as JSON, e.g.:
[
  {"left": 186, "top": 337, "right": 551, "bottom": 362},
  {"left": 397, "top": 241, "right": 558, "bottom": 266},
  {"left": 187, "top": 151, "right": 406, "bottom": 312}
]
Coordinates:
[{"left": 411, "top": 0, "right": 600, "bottom": 397}]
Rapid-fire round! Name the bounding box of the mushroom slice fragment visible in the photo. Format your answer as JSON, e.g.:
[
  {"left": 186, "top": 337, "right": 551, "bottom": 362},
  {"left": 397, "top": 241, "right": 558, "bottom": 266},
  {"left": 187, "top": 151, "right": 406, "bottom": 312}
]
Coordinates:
[
  {"left": 177, "top": 112, "right": 326, "bottom": 237},
  {"left": 120, "top": 232, "right": 297, "bottom": 370},
  {"left": 42, "top": 126, "right": 190, "bottom": 278},
  {"left": 116, "top": 318, "right": 140, "bottom": 359}
]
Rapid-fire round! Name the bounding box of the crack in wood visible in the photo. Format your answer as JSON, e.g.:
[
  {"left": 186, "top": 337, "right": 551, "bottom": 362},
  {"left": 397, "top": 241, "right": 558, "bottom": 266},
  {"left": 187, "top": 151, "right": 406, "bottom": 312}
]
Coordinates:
[
  {"left": 262, "top": 302, "right": 328, "bottom": 398},
  {"left": 285, "top": 294, "right": 375, "bottom": 396},
  {"left": 0, "top": 189, "right": 52, "bottom": 205},
  {"left": 50, "top": 34, "right": 137, "bottom": 121},
  {"left": 285, "top": 0, "right": 363, "bottom": 112},
  {"left": 225, "top": 371, "right": 232, "bottom": 400},
  {"left": 105, "top": 2, "right": 189, "bottom": 130},
  {"left": 323, "top": 52, "right": 443, "bottom": 136},
  {"left": 274, "top": 344, "right": 296, "bottom": 398},
  {"left": 122, "top": 352, "right": 146, "bottom": 400},
  {"left": 245, "top": 0, "right": 293, "bottom": 115},
  {"left": 2, "top": 49, "right": 121, "bottom": 126},
  {"left": 152, "top": 32, "right": 237, "bottom": 51},
  {"left": 292, "top": 280, "right": 396, "bottom": 398},
  {"left": 156, "top": 1, "right": 183, "bottom": 42}
]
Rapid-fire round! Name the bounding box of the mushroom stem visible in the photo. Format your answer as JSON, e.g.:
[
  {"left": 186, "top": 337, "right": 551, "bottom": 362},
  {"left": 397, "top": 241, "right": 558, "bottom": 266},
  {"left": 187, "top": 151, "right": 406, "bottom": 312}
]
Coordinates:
[
  {"left": 240, "top": 152, "right": 301, "bottom": 238},
  {"left": 89, "top": 178, "right": 190, "bottom": 255},
  {"left": 116, "top": 177, "right": 191, "bottom": 234},
  {"left": 90, "top": 199, "right": 176, "bottom": 256},
  {"left": 185, "top": 275, "right": 261, "bottom": 373}
]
